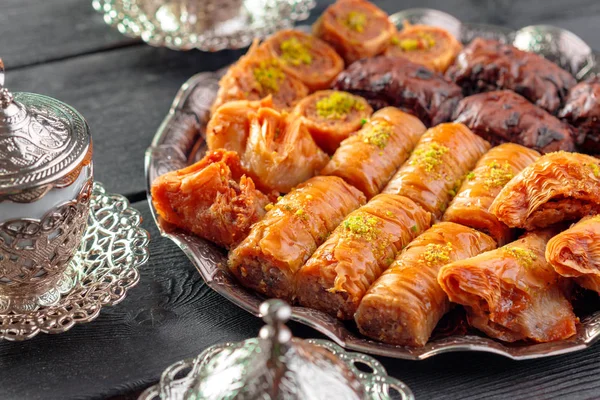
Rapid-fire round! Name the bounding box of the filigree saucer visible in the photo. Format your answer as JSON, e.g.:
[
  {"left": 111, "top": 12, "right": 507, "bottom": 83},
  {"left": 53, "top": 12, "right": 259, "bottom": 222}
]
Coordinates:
[
  {"left": 92, "top": 0, "right": 316, "bottom": 51},
  {"left": 0, "top": 182, "right": 150, "bottom": 341}
]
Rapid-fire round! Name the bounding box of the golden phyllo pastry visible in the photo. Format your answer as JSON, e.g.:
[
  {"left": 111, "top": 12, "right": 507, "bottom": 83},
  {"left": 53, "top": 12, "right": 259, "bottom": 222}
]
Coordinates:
[
  {"left": 546, "top": 215, "right": 600, "bottom": 293},
  {"left": 151, "top": 149, "right": 270, "bottom": 249},
  {"left": 212, "top": 40, "right": 309, "bottom": 113},
  {"left": 383, "top": 122, "right": 490, "bottom": 220},
  {"left": 242, "top": 106, "right": 329, "bottom": 193},
  {"left": 490, "top": 151, "right": 600, "bottom": 230},
  {"left": 313, "top": 0, "right": 396, "bottom": 64},
  {"left": 322, "top": 107, "right": 426, "bottom": 199},
  {"left": 263, "top": 30, "right": 344, "bottom": 91},
  {"left": 355, "top": 222, "right": 496, "bottom": 346},
  {"left": 385, "top": 23, "right": 462, "bottom": 73},
  {"left": 229, "top": 176, "right": 366, "bottom": 300},
  {"left": 207, "top": 97, "right": 273, "bottom": 154},
  {"left": 295, "top": 194, "right": 431, "bottom": 319},
  {"left": 292, "top": 90, "right": 373, "bottom": 154},
  {"left": 439, "top": 228, "right": 578, "bottom": 343},
  {"left": 443, "top": 143, "right": 540, "bottom": 245}
]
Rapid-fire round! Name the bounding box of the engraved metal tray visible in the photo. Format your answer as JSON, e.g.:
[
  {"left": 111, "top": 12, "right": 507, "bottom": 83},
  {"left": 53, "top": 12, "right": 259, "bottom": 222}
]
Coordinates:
[{"left": 145, "top": 9, "right": 600, "bottom": 360}]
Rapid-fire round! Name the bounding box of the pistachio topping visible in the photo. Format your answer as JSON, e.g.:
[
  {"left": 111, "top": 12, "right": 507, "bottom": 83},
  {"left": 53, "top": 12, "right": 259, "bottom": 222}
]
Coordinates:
[
  {"left": 316, "top": 92, "right": 365, "bottom": 119},
  {"left": 253, "top": 60, "right": 285, "bottom": 93},
  {"left": 505, "top": 246, "right": 537, "bottom": 268},
  {"left": 343, "top": 11, "right": 367, "bottom": 33},
  {"left": 410, "top": 142, "right": 449, "bottom": 173},
  {"left": 295, "top": 208, "right": 308, "bottom": 219},
  {"left": 481, "top": 161, "right": 514, "bottom": 189},
  {"left": 466, "top": 171, "right": 475, "bottom": 181},
  {"left": 342, "top": 214, "right": 380, "bottom": 241},
  {"left": 362, "top": 121, "right": 392, "bottom": 149},
  {"left": 280, "top": 37, "right": 312, "bottom": 66},
  {"left": 395, "top": 32, "right": 436, "bottom": 51},
  {"left": 265, "top": 203, "right": 274, "bottom": 211},
  {"left": 421, "top": 242, "right": 453, "bottom": 266},
  {"left": 590, "top": 163, "right": 600, "bottom": 178}
]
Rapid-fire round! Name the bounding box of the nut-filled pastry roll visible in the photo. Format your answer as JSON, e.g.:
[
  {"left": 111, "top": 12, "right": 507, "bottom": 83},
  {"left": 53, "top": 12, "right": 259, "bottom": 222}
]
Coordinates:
[
  {"left": 242, "top": 106, "right": 329, "bottom": 193},
  {"left": 151, "top": 150, "right": 270, "bottom": 249},
  {"left": 212, "top": 40, "right": 309, "bottom": 113},
  {"left": 383, "top": 122, "right": 490, "bottom": 220},
  {"left": 322, "top": 107, "right": 426, "bottom": 199},
  {"left": 439, "top": 228, "right": 578, "bottom": 343},
  {"left": 263, "top": 29, "right": 344, "bottom": 91},
  {"left": 296, "top": 194, "right": 431, "bottom": 319},
  {"left": 546, "top": 215, "right": 600, "bottom": 293},
  {"left": 229, "top": 176, "right": 366, "bottom": 300},
  {"left": 355, "top": 222, "right": 496, "bottom": 346},
  {"left": 385, "top": 23, "right": 462, "bottom": 73},
  {"left": 313, "top": 0, "right": 396, "bottom": 64},
  {"left": 490, "top": 151, "right": 600, "bottom": 230},
  {"left": 443, "top": 143, "right": 540, "bottom": 245},
  {"left": 292, "top": 90, "right": 373, "bottom": 154}
]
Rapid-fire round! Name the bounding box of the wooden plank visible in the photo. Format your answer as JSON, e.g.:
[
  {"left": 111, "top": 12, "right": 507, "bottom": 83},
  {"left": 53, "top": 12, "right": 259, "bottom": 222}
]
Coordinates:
[
  {"left": 2, "top": 199, "right": 600, "bottom": 400},
  {"left": 0, "top": 0, "right": 140, "bottom": 69}
]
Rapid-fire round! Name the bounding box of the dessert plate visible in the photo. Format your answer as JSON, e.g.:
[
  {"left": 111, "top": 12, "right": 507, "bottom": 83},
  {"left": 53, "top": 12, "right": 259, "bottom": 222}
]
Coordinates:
[
  {"left": 145, "top": 9, "right": 600, "bottom": 360},
  {"left": 0, "top": 182, "right": 150, "bottom": 341},
  {"left": 92, "top": 0, "right": 315, "bottom": 51}
]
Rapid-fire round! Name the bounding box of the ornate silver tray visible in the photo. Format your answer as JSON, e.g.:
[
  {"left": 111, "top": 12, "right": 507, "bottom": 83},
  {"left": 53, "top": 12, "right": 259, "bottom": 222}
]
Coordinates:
[
  {"left": 92, "top": 0, "right": 315, "bottom": 51},
  {"left": 145, "top": 9, "right": 600, "bottom": 360},
  {"left": 1, "top": 182, "right": 150, "bottom": 341},
  {"left": 139, "top": 339, "right": 413, "bottom": 400}
]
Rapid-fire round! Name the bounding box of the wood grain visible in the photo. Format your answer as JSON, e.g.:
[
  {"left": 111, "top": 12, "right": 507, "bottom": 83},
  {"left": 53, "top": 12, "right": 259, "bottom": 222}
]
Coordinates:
[{"left": 0, "top": 0, "right": 139, "bottom": 69}]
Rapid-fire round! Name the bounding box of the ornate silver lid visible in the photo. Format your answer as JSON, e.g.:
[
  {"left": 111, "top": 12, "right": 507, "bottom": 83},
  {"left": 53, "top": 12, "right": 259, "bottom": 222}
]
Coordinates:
[
  {"left": 0, "top": 59, "right": 91, "bottom": 201},
  {"left": 140, "top": 299, "right": 413, "bottom": 400}
]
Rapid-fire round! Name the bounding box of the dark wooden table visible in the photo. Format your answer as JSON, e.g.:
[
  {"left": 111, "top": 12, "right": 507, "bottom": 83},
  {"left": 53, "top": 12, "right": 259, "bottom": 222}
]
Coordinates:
[{"left": 2, "top": 1, "right": 600, "bottom": 399}]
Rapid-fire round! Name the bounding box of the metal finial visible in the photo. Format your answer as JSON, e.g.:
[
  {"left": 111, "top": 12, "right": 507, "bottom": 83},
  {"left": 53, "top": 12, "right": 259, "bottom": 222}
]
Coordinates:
[{"left": 259, "top": 299, "right": 292, "bottom": 346}]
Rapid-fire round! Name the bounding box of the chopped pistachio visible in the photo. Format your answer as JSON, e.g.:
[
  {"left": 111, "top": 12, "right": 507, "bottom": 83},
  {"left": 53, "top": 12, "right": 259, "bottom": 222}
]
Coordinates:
[
  {"left": 316, "top": 92, "right": 365, "bottom": 119},
  {"left": 410, "top": 142, "right": 449, "bottom": 173},
  {"left": 481, "top": 160, "right": 514, "bottom": 189},
  {"left": 466, "top": 171, "right": 475, "bottom": 180},
  {"left": 343, "top": 214, "right": 380, "bottom": 241},
  {"left": 265, "top": 203, "right": 274, "bottom": 211},
  {"left": 253, "top": 60, "right": 285, "bottom": 92},
  {"left": 505, "top": 246, "right": 537, "bottom": 268},
  {"left": 421, "top": 242, "right": 453, "bottom": 266},
  {"left": 590, "top": 163, "right": 600, "bottom": 178},
  {"left": 280, "top": 37, "right": 312, "bottom": 66},
  {"left": 344, "top": 11, "right": 367, "bottom": 33},
  {"left": 362, "top": 122, "right": 392, "bottom": 149}
]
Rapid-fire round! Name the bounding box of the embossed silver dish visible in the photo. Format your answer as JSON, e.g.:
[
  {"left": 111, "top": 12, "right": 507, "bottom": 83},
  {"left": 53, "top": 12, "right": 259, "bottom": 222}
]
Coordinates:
[
  {"left": 0, "top": 182, "right": 150, "bottom": 341},
  {"left": 92, "top": 0, "right": 315, "bottom": 51},
  {"left": 145, "top": 10, "right": 600, "bottom": 360},
  {"left": 139, "top": 300, "right": 413, "bottom": 400},
  {"left": 0, "top": 59, "right": 94, "bottom": 314}
]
